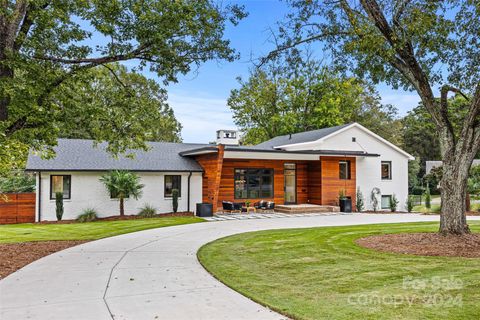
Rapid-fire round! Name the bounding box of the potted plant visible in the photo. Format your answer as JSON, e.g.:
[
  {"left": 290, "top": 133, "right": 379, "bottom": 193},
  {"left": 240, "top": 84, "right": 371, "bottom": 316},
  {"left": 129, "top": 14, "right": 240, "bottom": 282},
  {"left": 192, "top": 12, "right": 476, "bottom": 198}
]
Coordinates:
[
  {"left": 338, "top": 189, "right": 352, "bottom": 213},
  {"left": 245, "top": 200, "right": 251, "bottom": 208}
]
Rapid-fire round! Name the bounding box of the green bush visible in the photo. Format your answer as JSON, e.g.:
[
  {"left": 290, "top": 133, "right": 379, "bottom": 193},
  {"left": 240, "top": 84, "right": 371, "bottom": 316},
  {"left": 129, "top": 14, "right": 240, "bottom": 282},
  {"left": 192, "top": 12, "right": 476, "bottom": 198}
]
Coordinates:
[
  {"left": 138, "top": 204, "right": 157, "bottom": 218},
  {"left": 76, "top": 208, "right": 98, "bottom": 222},
  {"left": 0, "top": 172, "right": 35, "bottom": 193},
  {"left": 424, "top": 185, "right": 431, "bottom": 209},
  {"left": 356, "top": 187, "right": 364, "bottom": 212},
  {"left": 55, "top": 192, "right": 64, "bottom": 221},
  {"left": 172, "top": 189, "right": 179, "bottom": 213},
  {"left": 405, "top": 196, "right": 414, "bottom": 213},
  {"left": 390, "top": 194, "right": 399, "bottom": 212}
]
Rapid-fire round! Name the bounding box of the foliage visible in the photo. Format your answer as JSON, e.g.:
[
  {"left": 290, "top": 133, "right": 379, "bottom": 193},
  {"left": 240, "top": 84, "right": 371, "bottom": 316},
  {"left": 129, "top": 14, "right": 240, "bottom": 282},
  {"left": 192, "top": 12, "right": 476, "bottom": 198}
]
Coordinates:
[
  {"left": 468, "top": 166, "right": 480, "bottom": 197},
  {"left": 138, "top": 204, "right": 157, "bottom": 218},
  {"left": 370, "top": 187, "right": 380, "bottom": 212},
  {"left": 198, "top": 222, "right": 480, "bottom": 320},
  {"left": 279, "top": 0, "right": 480, "bottom": 234},
  {"left": 338, "top": 189, "right": 347, "bottom": 200},
  {"left": 228, "top": 54, "right": 401, "bottom": 145},
  {"left": 356, "top": 187, "right": 364, "bottom": 212},
  {"left": 100, "top": 171, "right": 144, "bottom": 216},
  {"left": 389, "top": 194, "right": 399, "bottom": 212},
  {"left": 55, "top": 192, "right": 64, "bottom": 221},
  {"left": 407, "top": 157, "right": 421, "bottom": 193},
  {"left": 423, "top": 166, "right": 443, "bottom": 195},
  {"left": 76, "top": 208, "right": 98, "bottom": 223},
  {"left": 405, "top": 196, "right": 414, "bottom": 213},
  {"left": 172, "top": 189, "right": 179, "bottom": 213},
  {"left": 424, "top": 185, "right": 431, "bottom": 210},
  {"left": 0, "top": 171, "right": 35, "bottom": 193},
  {"left": 0, "top": 1, "right": 246, "bottom": 171}
]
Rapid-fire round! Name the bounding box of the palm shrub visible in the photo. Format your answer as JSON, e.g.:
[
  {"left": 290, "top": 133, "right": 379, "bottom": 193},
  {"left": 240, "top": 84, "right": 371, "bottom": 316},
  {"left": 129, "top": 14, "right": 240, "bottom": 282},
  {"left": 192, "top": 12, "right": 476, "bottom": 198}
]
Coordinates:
[
  {"left": 370, "top": 187, "right": 380, "bottom": 212},
  {"left": 172, "top": 188, "right": 179, "bottom": 213},
  {"left": 55, "top": 191, "right": 64, "bottom": 221},
  {"left": 424, "top": 185, "right": 431, "bottom": 210},
  {"left": 77, "top": 208, "right": 98, "bottom": 222},
  {"left": 100, "top": 170, "right": 144, "bottom": 216},
  {"left": 390, "top": 194, "right": 399, "bottom": 212},
  {"left": 138, "top": 204, "right": 157, "bottom": 218},
  {"left": 356, "top": 187, "right": 364, "bottom": 212},
  {"left": 405, "top": 195, "right": 414, "bottom": 213}
]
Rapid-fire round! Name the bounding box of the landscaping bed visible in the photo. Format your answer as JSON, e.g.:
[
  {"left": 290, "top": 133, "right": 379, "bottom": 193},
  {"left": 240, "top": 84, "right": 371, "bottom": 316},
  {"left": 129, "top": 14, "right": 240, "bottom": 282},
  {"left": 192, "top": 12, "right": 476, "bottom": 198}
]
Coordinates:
[
  {"left": 0, "top": 241, "right": 86, "bottom": 279},
  {"left": 356, "top": 232, "right": 480, "bottom": 258}
]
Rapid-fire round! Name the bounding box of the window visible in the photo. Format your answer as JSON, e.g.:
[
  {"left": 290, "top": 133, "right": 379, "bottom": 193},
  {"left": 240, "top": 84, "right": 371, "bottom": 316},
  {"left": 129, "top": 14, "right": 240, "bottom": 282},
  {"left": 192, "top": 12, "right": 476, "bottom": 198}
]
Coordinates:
[
  {"left": 50, "top": 175, "right": 71, "bottom": 199},
  {"left": 164, "top": 175, "right": 181, "bottom": 197},
  {"left": 381, "top": 195, "right": 392, "bottom": 209},
  {"left": 234, "top": 168, "right": 273, "bottom": 199},
  {"left": 339, "top": 160, "right": 351, "bottom": 180},
  {"left": 381, "top": 161, "right": 392, "bottom": 180}
]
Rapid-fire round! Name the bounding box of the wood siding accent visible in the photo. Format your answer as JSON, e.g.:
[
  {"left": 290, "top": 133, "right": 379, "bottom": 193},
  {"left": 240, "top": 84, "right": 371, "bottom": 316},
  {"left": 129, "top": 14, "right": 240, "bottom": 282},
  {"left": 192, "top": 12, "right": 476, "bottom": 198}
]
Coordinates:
[
  {"left": 320, "top": 157, "right": 356, "bottom": 210},
  {"left": 216, "top": 159, "right": 309, "bottom": 210},
  {"left": 0, "top": 193, "right": 36, "bottom": 224},
  {"left": 307, "top": 161, "right": 322, "bottom": 205}
]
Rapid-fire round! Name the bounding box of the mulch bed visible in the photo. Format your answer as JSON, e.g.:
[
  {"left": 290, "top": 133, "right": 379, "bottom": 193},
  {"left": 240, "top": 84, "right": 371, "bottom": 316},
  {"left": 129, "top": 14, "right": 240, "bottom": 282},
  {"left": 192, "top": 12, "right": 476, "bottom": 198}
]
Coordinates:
[
  {"left": 0, "top": 241, "right": 87, "bottom": 279},
  {"left": 356, "top": 233, "right": 480, "bottom": 258},
  {"left": 36, "top": 211, "right": 194, "bottom": 224}
]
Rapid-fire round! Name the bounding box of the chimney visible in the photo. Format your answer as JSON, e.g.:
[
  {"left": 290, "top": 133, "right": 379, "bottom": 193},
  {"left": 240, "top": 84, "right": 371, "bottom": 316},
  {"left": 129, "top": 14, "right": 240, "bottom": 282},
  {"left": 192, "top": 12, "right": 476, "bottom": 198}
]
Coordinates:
[{"left": 216, "top": 129, "right": 239, "bottom": 145}]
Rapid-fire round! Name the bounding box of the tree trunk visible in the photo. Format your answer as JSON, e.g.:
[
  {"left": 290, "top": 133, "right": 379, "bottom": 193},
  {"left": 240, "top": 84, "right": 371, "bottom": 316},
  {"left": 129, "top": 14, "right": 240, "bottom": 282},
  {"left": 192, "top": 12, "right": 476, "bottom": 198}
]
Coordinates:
[
  {"left": 439, "top": 155, "right": 471, "bottom": 235},
  {"left": 466, "top": 193, "right": 471, "bottom": 213},
  {"left": 119, "top": 198, "right": 125, "bottom": 217}
]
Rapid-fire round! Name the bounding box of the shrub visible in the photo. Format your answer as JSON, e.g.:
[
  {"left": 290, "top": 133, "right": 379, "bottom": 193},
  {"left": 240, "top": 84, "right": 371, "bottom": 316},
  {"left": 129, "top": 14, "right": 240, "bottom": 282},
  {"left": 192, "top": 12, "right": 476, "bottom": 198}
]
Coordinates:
[
  {"left": 390, "top": 194, "right": 399, "bottom": 212},
  {"left": 338, "top": 188, "right": 347, "bottom": 200},
  {"left": 100, "top": 170, "right": 144, "bottom": 216},
  {"left": 424, "top": 185, "right": 431, "bottom": 209},
  {"left": 405, "top": 195, "right": 414, "bottom": 213},
  {"left": 77, "top": 208, "right": 98, "bottom": 222},
  {"left": 370, "top": 187, "right": 380, "bottom": 212},
  {"left": 172, "top": 189, "right": 179, "bottom": 213},
  {"left": 0, "top": 172, "right": 36, "bottom": 193},
  {"left": 138, "top": 204, "right": 157, "bottom": 218},
  {"left": 356, "top": 187, "right": 364, "bottom": 212},
  {"left": 55, "top": 192, "right": 64, "bottom": 221}
]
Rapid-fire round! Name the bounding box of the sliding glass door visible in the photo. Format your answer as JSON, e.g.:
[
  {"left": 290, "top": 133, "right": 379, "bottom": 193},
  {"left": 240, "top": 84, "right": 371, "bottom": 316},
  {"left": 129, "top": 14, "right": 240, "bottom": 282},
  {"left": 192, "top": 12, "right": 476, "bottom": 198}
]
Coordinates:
[{"left": 284, "top": 163, "right": 296, "bottom": 204}]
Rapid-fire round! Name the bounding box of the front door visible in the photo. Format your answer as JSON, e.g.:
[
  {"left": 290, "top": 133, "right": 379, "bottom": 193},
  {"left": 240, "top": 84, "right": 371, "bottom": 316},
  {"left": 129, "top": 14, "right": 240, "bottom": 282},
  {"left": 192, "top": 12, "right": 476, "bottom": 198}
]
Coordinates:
[{"left": 284, "top": 163, "right": 297, "bottom": 204}]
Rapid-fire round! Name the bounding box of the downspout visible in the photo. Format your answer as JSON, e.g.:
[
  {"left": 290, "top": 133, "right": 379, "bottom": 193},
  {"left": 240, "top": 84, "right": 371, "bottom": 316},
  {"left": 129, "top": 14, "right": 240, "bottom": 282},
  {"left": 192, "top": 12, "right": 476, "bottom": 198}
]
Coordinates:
[
  {"left": 187, "top": 171, "right": 192, "bottom": 212},
  {"left": 38, "top": 171, "right": 42, "bottom": 222}
]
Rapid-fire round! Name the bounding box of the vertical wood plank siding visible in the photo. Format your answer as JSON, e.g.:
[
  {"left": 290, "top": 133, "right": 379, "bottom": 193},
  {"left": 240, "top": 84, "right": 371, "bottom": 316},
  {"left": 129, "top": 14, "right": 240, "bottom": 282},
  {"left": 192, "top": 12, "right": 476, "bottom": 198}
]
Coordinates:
[
  {"left": 195, "top": 151, "right": 357, "bottom": 212},
  {"left": 0, "top": 193, "right": 36, "bottom": 224}
]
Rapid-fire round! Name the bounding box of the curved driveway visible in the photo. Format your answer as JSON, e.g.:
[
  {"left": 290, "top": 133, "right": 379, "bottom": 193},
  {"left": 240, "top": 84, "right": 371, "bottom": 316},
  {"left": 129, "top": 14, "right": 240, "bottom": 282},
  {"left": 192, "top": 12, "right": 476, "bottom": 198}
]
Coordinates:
[{"left": 0, "top": 214, "right": 473, "bottom": 320}]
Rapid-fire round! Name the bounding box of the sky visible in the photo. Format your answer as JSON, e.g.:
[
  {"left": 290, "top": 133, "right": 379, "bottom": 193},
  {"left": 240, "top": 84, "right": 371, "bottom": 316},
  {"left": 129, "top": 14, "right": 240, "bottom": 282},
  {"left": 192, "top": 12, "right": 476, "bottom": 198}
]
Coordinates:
[{"left": 136, "top": 1, "right": 420, "bottom": 143}]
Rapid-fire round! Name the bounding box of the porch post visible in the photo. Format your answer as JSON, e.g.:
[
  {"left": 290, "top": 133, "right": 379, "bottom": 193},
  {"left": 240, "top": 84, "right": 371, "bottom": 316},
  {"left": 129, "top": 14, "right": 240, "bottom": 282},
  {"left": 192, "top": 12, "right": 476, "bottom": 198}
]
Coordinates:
[{"left": 212, "top": 144, "right": 224, "bottom": 213}]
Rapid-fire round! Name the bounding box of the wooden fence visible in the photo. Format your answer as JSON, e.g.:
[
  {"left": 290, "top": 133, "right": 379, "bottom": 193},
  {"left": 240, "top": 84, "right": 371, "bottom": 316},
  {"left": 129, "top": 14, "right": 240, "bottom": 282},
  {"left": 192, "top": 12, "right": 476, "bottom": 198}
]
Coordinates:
[{"left": 0, "top": 193, "right": 36, "bottom": 224}]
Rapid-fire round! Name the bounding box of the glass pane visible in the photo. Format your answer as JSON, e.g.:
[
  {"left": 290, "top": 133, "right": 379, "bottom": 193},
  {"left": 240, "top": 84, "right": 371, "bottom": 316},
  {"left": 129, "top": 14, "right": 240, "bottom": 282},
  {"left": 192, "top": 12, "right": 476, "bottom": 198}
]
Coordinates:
[
  {"left": 52, "top": 176, "right": 63, "bottom": 194},
  {"left": 381, "top": 195, "right": 391, "bottom": 209},
  {"left": 381, "top": 163, "right": 391, "bottom": 179},
  {"left": 63, "top": 176, "right": 71, "bottom": 198},
  {"left": 285, "top": 175, "right": 296, "bottom": 203},
  {"left": 284, "top": 163, "right": 296, "bottom": 170},
  {"left": 234, "top": 174, "right": 247, "bottom": 199},
  {"left": 165, "top": 176, "right": 173, "bottom": 197},
  {"left": 261, "top": 175, "right": 273, "bottom": 197},
  {"left": 248, "top": 175, "right": 260, "bottom": 199},
  {"left": 339, "top": 162, "right": 346, "bottom": 179}
]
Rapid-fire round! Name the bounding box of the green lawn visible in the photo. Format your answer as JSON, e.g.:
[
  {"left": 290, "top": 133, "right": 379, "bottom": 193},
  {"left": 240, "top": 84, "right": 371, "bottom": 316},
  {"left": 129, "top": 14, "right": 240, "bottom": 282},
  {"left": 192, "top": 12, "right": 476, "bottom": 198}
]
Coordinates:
[
  {"left": 0, "top": 216, "right": 204, "bottom": 244},
  {"left": 198, "top": 222, "right": 480, "bottom": 320}
]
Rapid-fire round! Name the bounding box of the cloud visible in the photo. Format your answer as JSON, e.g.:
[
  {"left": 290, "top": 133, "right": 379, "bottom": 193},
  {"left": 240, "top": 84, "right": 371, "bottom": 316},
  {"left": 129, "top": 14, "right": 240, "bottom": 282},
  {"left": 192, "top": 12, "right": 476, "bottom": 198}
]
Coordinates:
[{"left": 168, "top": 91, "right": 237, "bottom": 143}]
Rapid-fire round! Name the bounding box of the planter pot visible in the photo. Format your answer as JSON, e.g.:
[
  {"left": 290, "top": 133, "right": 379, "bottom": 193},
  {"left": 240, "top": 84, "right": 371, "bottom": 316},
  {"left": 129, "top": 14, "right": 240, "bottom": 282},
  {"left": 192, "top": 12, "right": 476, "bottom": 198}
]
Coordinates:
[
  {"left": 339, "top": 198, "right": 352, "bottom": 213},
  {"left": 196, "top": 203, "right": 213, "bottom": 217}
]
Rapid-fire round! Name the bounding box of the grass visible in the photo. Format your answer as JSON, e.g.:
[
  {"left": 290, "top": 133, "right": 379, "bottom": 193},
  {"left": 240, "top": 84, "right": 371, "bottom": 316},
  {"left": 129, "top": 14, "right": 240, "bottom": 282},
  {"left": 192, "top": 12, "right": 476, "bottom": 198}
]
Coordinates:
[
  {"left": 0, "top": 216, "right": 204, "bottom": 244},
  {"left": 198, "top": 222, "right": 480, "bottom": 320}
]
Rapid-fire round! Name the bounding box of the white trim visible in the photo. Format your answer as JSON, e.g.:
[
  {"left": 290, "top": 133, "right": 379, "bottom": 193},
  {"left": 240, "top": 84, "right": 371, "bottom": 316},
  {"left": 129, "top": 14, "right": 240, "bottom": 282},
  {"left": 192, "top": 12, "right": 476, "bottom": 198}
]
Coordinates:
[{"left": 274, "top": 123, "right": 415, "bottom": 160}]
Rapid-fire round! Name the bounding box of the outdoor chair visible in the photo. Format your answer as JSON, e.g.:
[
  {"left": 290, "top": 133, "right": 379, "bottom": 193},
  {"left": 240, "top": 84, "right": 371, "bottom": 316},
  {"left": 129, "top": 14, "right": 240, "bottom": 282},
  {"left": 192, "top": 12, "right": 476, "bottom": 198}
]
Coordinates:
[
  {"left": 255, "top": 200, "right": 275, "bottom": 212},
  {"left": 222, "top": 201, "right": 242, "bottom": 213}
]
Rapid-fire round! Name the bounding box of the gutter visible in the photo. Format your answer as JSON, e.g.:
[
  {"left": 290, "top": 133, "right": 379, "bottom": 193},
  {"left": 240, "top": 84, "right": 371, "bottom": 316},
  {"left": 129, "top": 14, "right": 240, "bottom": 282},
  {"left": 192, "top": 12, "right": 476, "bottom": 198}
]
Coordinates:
[
  {"left": 38, "top": 171, "right": 42, "bottom": 222},
  {"left": 187, "top": 171, "right": 192, "bottom": 212}
]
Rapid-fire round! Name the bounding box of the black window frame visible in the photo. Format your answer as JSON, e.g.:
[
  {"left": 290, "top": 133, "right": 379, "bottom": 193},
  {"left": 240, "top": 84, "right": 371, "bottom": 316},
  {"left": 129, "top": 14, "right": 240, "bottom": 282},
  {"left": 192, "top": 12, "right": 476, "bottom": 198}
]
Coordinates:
[
  {"left": 50, "top": 175, "right": 71, "bottom": 200},
  {"left": 381, "top": 161, "right": 392, "bottom": 180},
  {"left": 164, "top": 175, "right": 181, "bottom": 198},
  {"left": 234, "top": 168, "right": 274, "bottom": 199},
  {"left": 339, "top": 160, "right": 351, "bottom": 180},
  {"left": 381, "top": 195, "right": 392, "bottom": 209}
]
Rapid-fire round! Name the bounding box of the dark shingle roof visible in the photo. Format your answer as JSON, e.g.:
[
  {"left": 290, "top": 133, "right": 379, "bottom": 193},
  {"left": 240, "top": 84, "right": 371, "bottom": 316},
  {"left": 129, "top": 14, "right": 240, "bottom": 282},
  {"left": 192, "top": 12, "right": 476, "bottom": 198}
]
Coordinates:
[
  {"left": 253, "top": 123, "right": 352, "bottom": 149},
  {"left": 26, "top": 139, "right": 209, "bottom": 172}
]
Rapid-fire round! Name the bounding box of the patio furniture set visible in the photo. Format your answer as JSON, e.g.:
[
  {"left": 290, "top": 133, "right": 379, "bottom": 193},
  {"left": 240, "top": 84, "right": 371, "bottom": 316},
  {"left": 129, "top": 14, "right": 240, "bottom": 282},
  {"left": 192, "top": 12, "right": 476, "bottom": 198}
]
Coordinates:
[{"left": 221, "top": 200, "right": 275, "bottom": 214}]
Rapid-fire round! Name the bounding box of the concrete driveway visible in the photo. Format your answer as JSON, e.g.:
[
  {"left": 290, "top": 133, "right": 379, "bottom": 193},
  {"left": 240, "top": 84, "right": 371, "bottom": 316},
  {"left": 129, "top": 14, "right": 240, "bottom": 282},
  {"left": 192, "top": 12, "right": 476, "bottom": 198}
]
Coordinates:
[{"left": 1, "top": 213, "right": 474, "bottom": 320}]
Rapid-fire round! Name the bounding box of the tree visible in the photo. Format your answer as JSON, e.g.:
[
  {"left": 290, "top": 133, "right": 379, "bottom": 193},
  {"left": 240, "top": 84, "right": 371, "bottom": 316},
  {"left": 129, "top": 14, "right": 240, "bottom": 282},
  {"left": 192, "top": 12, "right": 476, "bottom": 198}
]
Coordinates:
[
  {"left": 229, "top": 55, "right": 400, "bottom": 145},
  {"left": 276, "top": 0, "right": 480, "bottom": 234},
  {"left": 55, "top": 192, "right": 64, "bottom": 221},
  {"left": 0, "top": 1, "right": 246, "bottom": 171},
  {"left": 356, "top": 187, "right": 364, "bottom": 212},
  {"left": 100, "top": 170, "right": 144, "bottom": 217}
]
